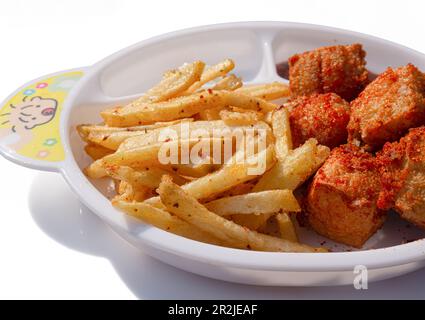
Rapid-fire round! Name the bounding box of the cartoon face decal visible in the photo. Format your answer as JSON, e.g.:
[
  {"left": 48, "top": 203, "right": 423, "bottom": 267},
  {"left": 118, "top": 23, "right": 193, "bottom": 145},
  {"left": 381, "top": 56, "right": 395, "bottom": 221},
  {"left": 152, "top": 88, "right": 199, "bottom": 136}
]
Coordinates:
[
  {"left": 0, "top": 96, "right": 58, "bottom": 151},
  {"left": 4, "top": 96, "right": 58, "bottom": 131},
  {"left": 0, "top": 70, "right": 83, "bottom": 159}
]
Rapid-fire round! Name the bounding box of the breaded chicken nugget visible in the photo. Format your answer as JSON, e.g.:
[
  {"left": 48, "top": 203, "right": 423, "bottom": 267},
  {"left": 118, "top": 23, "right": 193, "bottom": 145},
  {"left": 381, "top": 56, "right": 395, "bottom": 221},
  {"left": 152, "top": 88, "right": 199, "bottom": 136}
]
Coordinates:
[
  {"left": 289, "top": 44, "right": 368, "bottom": 101},
  {"left": 306, "top": 144, "right": 385, "bottom": 248},
  {"left": 288, "top": 93, "right": 350, "bottom": 148},
  {"left": 348, "top": 64, "right": 425, "bottom": 150},
  {"left": 377, "top": 127, "right": 425, "bottom": 228}
]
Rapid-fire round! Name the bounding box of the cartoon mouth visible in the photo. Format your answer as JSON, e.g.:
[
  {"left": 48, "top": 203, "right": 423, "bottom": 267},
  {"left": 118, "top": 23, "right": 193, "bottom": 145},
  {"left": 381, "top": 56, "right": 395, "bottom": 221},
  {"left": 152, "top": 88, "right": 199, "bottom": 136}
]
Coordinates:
[{"left": 42, "top": 108, "right": 55, "bottom": 116}]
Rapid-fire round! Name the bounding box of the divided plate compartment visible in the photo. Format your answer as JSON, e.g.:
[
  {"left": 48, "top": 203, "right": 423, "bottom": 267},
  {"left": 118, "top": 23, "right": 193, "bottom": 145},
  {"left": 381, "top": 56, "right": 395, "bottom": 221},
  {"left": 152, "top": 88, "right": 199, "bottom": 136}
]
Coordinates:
[{"left": 66, "top": 24, "right": 425, "bottom": 254}]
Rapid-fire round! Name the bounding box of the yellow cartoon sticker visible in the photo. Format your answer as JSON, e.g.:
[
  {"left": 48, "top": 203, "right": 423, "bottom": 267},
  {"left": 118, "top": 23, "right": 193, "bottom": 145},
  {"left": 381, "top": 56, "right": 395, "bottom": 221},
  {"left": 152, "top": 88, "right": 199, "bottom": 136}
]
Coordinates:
[{"left": 0, "top": 71, "right": 84, "bottom": 162}]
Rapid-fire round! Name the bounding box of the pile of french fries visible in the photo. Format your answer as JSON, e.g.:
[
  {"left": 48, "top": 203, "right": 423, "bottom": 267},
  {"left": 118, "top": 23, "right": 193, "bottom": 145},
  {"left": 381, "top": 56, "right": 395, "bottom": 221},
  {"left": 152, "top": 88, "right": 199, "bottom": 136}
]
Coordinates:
[{"left": 78, "top": 59, "right": 330, "bottom": 253}]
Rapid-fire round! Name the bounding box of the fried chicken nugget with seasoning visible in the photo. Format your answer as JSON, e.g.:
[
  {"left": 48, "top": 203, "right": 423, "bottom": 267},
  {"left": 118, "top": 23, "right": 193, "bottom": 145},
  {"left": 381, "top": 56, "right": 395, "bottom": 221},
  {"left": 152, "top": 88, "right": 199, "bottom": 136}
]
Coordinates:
[
  {"left": 377, "top": 127, "right": 425, "bottom": 229},
  {"left": 348, "top": 64, "right": 425, "bottom": 150},
  {"left": 288, "top": 44, "right": 368, "bottom": 101},
  {"left": 306, "top": 144, "right": 386, "bottom": 248},
  {"left": 287, "top": 93, "right": 350, "bottom": 149}
]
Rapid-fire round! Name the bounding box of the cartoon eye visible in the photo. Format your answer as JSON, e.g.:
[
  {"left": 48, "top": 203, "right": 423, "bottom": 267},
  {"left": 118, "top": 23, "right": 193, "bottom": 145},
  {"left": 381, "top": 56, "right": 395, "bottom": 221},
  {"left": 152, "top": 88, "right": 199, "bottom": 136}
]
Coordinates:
[
  {"left": 42, "top": 108, "right": 55, "bottom": 116},
  {"left": 36, "top": 105, "right": 41, "bottom": 108}
]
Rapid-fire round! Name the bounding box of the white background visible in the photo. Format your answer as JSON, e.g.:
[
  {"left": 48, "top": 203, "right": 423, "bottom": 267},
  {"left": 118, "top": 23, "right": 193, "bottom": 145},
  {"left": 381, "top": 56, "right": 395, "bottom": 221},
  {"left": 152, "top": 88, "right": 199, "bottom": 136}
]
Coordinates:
[{"left": 1, "top": 0, "right": 425, "bottom": 299}]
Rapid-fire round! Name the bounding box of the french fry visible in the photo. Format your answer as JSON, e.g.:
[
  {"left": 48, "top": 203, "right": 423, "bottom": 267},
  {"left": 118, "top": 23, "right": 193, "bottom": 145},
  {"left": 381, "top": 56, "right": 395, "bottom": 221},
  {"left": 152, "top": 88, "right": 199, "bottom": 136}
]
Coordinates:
[
  {"left": 115, "top": 200, "right": 224, "bottom": 245},
  {"left": 87, "top": 130, "right": 149, "bottom": 150},
  {"left": 79, "top": 118, "right": 194, "bottom": 136},
  {"left": 272, "top": 108, "right": 292, "bottom": 160},
  {"left": 104, "top": 165, "right": 187, "bottom": 189},
  {"left": 230, "top": 213, "right": 275, "bottom": 231},
  {"left": 185, "top": 59, "right": 235, "bottom": 94},
  {"left": 219, "top": 109, "right": 263, "bottom": 126},
  {"left": 101, "top": 142, "right": 165, "bottom": 168},
  {"left": 211, "top": 74, "right": 242, "bottom": 91},
  {"left": 224, "top": 92, "right": 278, "bottom": 113},
  {"left": 157, "top": 176, "right": 326, "bottom": 252},
  {"left": 236, "top": 82, "right": 290, "bottom": 100},
  {"left": 136, "top": 61, "right": 205, "bottom": 103},
  {"left": 84, "top": 144, "right": 113, "bottom": 160},
  {"left": 169, "top": 157, "right": 218, "bottom": 178},
  {"left": 204, "top": 190, "right": 300, "bottom": 216},
  {"left": 81, "top": 119, "right": 194, "bottom": 150},
  {"left": 101, "top": 91, "right": 226, "bottom": 127},
  {"left": 276, "top": 213, "right": 299, "bottom": 243},
  {"left": 253, "top": 139, "right": 330, "bottom": 192},
  {"left": 216, "top": 182, "right": 255, "bottom": 198},
  {"left": 85, "top": 159, "right": 108, "bottom": 179},
  {"left": 113, "top": 181, "right": 151, "bottom": 202},
  {"left": 101, "top": 91, "right": 277, "bottom": 127}
]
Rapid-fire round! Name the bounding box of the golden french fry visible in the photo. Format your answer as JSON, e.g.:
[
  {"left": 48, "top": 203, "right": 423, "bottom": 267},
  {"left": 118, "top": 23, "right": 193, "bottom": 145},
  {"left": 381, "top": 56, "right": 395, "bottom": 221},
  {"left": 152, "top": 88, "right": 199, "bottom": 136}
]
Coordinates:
[
  {"left": 80, "top": 118, "right": 193, "bottom": 135},
  {"left": 169, "top": 157, "right": 218, "bottom": 178},
  {"left": 185, "top": 59, "right": 235, "bottom": 93},
  {"left": 276, "top": 213, "right": 299, "bottom": 243},
  {"left": 253, "top": 139, "right": 330, "bottom": 192},
  {"left": 136, "top": 61, "right": 205, "bottom": 103},
  {"left": 158, "top": 176, "right": 326, "bottom": 252},
  {"left": 77, "top": 125, "right": 98, "bottom": 142},
  {"left": 115, "top": 200, "right": 224, "bottom": 246},
  {"left": 216, "top": 182, "right": 254, "bottom": 198},
  {"left": 101, "top": 91, "right": 227, "bottom": 127},
  {"left": 78, "top": 124, "right": 136, "bottom": 137},
  {"left": 87, "top": 130, "right": 149, "bottom": 150},
  {"left": 85, "top": 159, "right": 108, "bottom": 179},
  {"left": 78, "top": 124, "right": 138, "bottom": 142},
  {"left": 82, "top": 119, "right": 194, "bottom": 150},
  {"left": 272, "top": 108, "right": 292, "bottom": 160},
  {"left": 219, "top": 108, "right": 263, "bottom": 126},
  {"left": 104, "top": 165, "right": 187, "bottom": 189},
  {"left": 84, "top": 144, "right": 113, "bottom": 160},
  {"left": 211, "top": 74, "right": 242, "bottom": 91},
  {"left": 204, "top": 190, "right": 300, "bottom": 216},
  {"left": 113, "top": 181, "right": 151, "bottom": 202},
  {"left": 230, "top": 213, "right": 274, "bottom": 231},
  {"left": 236, "top": 82, "right": 290, "bottom": 100},
  {"left": 101, "top": 90, "right": 277, "bottom": 127},
  {"left": 224, "top": 92, "right": 278, "bottom": 113},
  {"left": 101, "top": 143, "right": 165, "bottom": 168}
]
